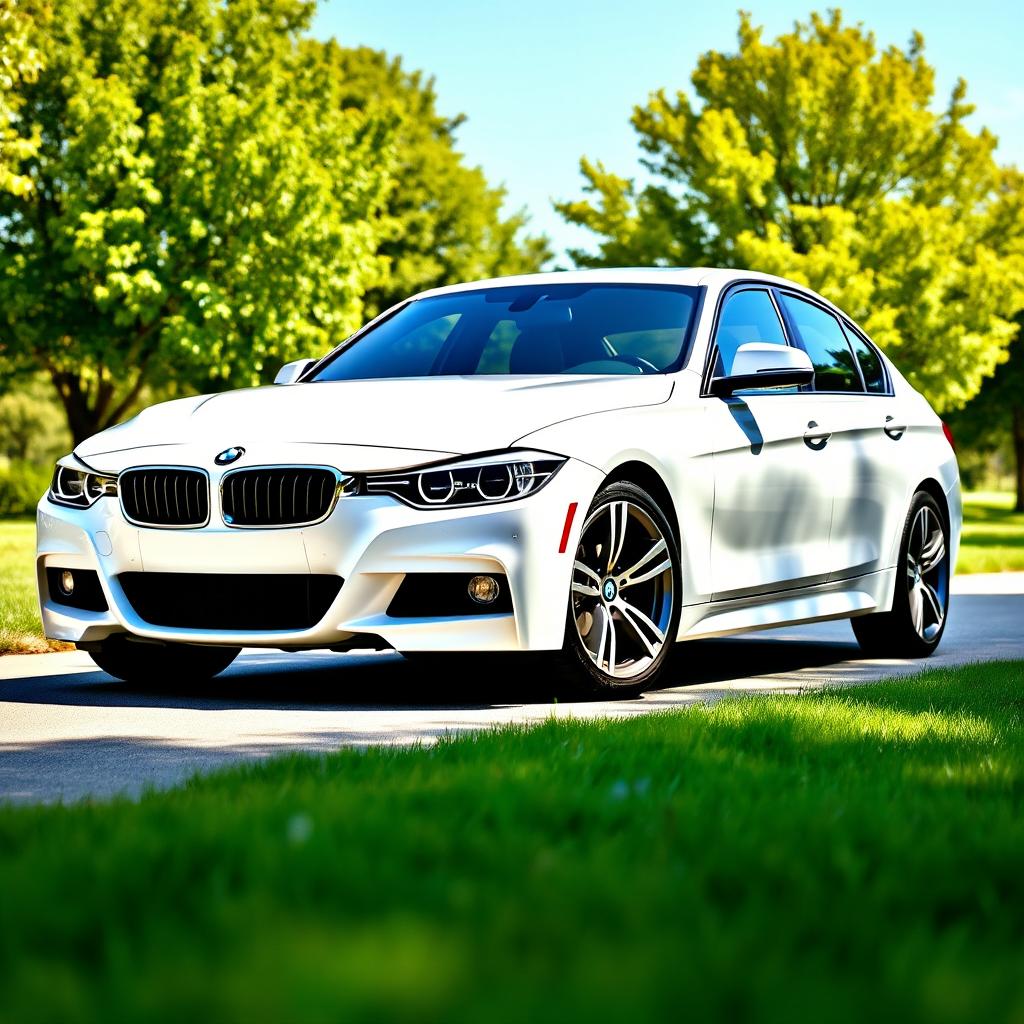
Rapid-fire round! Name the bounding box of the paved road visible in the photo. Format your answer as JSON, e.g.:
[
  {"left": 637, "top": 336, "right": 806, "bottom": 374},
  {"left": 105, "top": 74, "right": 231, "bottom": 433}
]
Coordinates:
[{"left": 2, "top": 573, "right": 1022, "bottom": 804}]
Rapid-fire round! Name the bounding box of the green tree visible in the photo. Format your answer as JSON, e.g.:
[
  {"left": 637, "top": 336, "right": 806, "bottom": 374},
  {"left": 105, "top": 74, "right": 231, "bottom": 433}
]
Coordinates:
[
  {"left": 322, "top": 44, "right": 550, "bottom": 317},
  {"left": 947, "top": 170, "right": 1024, "bottom": 510},
  {"left": 0, "top": 0, "right": 42, "bottom": 198},
  {"left": 557, "top": 10, "right": 1024, "bottom": 413},
  {"left": 0, "top": 0, "right": 395, "bottom": 445}
]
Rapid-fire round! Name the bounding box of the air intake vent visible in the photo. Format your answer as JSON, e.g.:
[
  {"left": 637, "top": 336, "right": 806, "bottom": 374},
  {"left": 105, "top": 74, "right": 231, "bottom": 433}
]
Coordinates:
[
  {"left": 221, "top": 467, "right": 346, "bottom": 527},
  {"left": 120, "top": 468, "right": 209, "bottom": 528},
  {"left": 117, "top": 573, "right": 343, "bottom": 630}
]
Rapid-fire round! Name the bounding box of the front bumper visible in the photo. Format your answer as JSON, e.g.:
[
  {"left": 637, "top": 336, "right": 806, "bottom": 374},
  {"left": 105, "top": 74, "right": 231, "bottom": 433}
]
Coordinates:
[{"left": 36, "top": 458, "right": 602, "bottom": 652}]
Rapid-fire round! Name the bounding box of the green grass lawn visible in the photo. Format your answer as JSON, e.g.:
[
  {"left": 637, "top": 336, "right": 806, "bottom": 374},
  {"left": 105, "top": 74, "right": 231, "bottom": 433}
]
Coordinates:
[
  {"left": 957, "top": 491, "right": 1024, "bottom": 573},
  {"left": 0, "top": 519, "right": 65, "bottom": 654},
  {"left": 1, "top": 490, "right": 1021, "bottom": 653},
  {"left": 0, "top": 662, "right": 1022, "bottom": 1022}
]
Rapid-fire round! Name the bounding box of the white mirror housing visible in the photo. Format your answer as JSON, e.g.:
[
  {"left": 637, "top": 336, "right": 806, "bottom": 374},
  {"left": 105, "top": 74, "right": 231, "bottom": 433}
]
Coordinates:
[
  {"left": 711, "top": 343, "right": 814, "bottom": 396},
  {"left": 274, "top": 359, "right": 316, "bottom": 385}
]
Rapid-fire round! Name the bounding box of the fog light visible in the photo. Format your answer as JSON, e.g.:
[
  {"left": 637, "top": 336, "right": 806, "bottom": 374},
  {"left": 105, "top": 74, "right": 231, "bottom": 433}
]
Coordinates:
[
  {"left": 467, "top": 575, "right": 500, "bottom": 605},
  {"left": 60, "top": 570, "right": 75, "bottom": 595}
]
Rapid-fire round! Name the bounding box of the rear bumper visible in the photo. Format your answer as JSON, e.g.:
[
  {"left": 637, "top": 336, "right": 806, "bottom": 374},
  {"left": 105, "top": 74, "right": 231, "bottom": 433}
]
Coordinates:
[{"left": 36, "top": 458, "right": 602, "bottom": 652}]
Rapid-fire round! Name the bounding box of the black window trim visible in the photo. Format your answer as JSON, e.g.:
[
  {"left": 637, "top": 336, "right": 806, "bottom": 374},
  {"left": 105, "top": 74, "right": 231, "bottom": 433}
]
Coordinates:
[
  {"left": 701, "top": 279, "right": 894, "bottom": 399},
  {"left": 773, "top": 287, "right": 867, "bottom": 394},
  {"left": 838, "top": 316, "right": 893, "bottom": 396}
]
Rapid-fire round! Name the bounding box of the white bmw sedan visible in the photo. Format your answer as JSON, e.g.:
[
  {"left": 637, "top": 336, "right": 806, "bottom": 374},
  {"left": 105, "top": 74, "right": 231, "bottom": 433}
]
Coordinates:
[{"left": 37, "top": 268, "right": 960, "bottom": 695}]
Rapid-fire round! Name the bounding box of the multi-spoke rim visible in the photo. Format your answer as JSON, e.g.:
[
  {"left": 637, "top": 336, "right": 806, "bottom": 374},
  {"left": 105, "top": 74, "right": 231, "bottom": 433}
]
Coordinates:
[
  {"left": 572, "top": 500, "right": 674, "bottom": 680},
  {"left": 906, "top": 504, "right": 948, "bottom": 642}
]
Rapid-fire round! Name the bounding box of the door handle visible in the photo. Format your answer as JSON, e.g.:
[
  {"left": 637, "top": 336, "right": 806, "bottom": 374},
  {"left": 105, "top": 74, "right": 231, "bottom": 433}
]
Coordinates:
[
  {"left": 883, "top": 415, "right": 907, "bottom": 440},
  {"left": 803, "top": 420, "right": 831, "bottom": 449}
]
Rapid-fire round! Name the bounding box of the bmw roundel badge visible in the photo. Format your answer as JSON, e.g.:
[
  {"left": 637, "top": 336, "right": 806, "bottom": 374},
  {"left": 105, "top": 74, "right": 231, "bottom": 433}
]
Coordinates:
[{"left": 215, "top": 446, "right": 246, "bottom": 466}]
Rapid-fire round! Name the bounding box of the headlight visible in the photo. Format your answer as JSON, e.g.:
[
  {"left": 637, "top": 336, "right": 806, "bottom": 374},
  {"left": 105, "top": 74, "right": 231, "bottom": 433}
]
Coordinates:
[
  {"left": 364, "top": 450, "right": 565, "bottom": 509},
  {"left": 48, "top": 465, "right": 119, "bottom": 509}
]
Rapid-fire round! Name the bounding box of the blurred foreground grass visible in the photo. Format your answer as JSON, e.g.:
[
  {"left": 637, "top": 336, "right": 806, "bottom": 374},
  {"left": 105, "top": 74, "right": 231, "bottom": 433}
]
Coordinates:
[{"left": 1, "top": 662, "right": 1023, "bottom": 1022}]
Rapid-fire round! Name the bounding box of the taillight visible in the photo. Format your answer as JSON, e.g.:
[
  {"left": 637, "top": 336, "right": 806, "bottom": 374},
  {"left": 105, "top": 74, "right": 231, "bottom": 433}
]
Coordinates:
[{"left": 942, "top": 421, "right": 955, "bottom": 451}]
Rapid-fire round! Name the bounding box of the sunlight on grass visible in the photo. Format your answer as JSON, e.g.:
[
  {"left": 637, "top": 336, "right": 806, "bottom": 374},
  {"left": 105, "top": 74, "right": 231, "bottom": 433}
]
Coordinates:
[
  {"left": 958, "top": 491, "right": 1024, "bottom": 573},
  {"left": 0, "top": 519, "right": 64, "bottom": 654},
  {"left": 0, "top": 662, "right": 1022, "bottom": 1022}
]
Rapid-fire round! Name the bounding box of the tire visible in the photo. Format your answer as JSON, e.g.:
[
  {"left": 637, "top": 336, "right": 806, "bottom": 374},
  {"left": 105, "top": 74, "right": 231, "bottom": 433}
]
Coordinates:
[
  {"left": 554, "top": 480, "right": 681, "bottom": 698},
  {"left": 851, "top": 490, "right": 951, "bottom": 658},
  {"left": 86, "top": 635, "right": 240, "bottom": 684}
]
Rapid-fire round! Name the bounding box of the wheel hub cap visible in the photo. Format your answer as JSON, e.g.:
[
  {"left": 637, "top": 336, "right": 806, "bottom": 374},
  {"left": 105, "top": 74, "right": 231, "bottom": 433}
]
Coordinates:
[
  {"left": 906, "top": 505, "right": 949, "bottom": 642},
  {"left": 602, "top": 578, "right": 618, "bottom": 602}
]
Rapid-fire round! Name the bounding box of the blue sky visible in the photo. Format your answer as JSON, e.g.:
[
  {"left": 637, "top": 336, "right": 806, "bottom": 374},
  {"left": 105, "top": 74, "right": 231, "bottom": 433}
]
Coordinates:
[{"left": 312, "top": 1, "right": 1024, "bottom": 260}]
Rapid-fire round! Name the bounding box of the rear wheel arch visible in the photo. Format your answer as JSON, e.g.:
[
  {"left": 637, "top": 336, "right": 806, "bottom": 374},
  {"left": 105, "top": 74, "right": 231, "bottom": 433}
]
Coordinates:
[{"left": 914, "top": 477, "right": 950, "bottom": 531}]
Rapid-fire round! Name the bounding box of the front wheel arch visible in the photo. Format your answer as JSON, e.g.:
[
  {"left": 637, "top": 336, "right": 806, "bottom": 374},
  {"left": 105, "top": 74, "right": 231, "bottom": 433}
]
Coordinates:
[{"left": 600, "top": 460, "right": 681, "bottom": 553}]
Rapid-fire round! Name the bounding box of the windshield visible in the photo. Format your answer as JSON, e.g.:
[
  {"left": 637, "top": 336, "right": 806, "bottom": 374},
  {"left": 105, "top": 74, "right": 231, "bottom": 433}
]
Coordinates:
[{"left": 308, "top": 283, "right": 702, "bottom": 382}]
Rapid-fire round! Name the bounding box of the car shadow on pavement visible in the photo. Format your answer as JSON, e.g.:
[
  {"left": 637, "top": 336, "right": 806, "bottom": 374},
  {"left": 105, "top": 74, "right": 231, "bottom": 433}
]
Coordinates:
[{"left": 0, "top": 634, "right": 873, "bottom": 713}]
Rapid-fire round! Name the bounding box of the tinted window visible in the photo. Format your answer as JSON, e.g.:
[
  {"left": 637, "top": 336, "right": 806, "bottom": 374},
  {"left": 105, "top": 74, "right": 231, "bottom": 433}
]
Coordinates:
[
  {"left": 713, "top": 290, "right": 787, "bottom": 376},
  {"left": 778, "top": 294, "right": 862, "bottom": 393},
  {"left": 309, "top": 284, "right": 701, "bottom": 381},
  {"left": 843, "top": 324, "right": 887, "bottom": 393}
]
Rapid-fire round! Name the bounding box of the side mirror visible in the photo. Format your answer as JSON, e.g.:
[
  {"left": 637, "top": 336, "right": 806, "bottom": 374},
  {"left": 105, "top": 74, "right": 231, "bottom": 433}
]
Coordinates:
[
  {"left": 710, "top": 343, "right": 814, "bottom": 397},
  {"left": 274, "top": 358, "right": 316, "bottom": 385}
]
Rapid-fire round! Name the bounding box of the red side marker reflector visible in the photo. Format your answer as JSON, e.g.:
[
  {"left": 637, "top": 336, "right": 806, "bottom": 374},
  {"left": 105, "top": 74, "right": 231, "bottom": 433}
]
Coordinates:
[
  {"left": 942, "top": 421, "right": 956, "bottom": 451},
  {"left": 558, "top": 502, "right": 579, "bottom": 554}
]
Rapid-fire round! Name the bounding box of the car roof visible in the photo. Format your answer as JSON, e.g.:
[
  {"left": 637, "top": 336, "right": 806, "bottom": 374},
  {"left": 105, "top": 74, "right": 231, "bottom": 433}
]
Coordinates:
[
  {"left": 413, "top": 267, "right": 805, "bottom": 300},
  {"left": 409, "top": 267, "right": 866, "bottom": 337}
]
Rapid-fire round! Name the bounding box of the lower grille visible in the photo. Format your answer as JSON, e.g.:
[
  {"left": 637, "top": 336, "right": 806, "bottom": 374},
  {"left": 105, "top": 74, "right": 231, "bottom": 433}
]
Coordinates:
[
  {"left": 221, "top": 467, "right": 345, "bottom": 527},
  {"left": 120, "top": 468, "right": 209, "bottom": 527},
  {"left": 117, "top": 573, "right": 343, "bottom": 630}
]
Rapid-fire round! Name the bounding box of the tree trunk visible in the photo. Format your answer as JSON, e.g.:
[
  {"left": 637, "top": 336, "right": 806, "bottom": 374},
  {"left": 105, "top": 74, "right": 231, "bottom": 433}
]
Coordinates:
[
  {"left": 51, "top": 373, "right": 105, "bottom": 448},
  {"left": 1014, "top": 404, "right": 1024, "bottom": 514},
  {"left": 49, "top": 364, "right": 150, "bottom": 448}
]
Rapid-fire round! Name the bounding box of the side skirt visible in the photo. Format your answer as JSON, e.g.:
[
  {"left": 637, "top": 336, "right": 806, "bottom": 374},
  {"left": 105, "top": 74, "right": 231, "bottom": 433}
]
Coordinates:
[{"left": 676, "top": 567, "right": 897, "bottom": 642}]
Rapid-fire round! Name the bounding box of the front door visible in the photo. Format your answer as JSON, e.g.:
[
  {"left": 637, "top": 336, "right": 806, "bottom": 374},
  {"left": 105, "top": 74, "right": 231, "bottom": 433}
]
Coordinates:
[{"left": 706, "top": 288, "right": 835, "bottom": 600}]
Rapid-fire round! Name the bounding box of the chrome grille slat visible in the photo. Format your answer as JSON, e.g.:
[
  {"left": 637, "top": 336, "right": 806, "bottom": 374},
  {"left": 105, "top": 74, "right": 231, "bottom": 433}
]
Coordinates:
[
  {"left": 120, "top": 468, "right": 209, "bottom": 528},
  {"left": 221, "top": 467, "right": 343, "bottom": 527}
]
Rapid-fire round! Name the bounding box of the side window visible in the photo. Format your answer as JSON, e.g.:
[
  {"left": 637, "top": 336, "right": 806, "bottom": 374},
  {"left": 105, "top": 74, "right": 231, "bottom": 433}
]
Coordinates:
[
  {"left": 713, "top": 289, "right": 788, "bottom": 377},
  {"left": 843, "top": 323, "right": 887, "bottom": 393},
  {"left": 778, "top": 294, "right": 862, "bottom": 393}
]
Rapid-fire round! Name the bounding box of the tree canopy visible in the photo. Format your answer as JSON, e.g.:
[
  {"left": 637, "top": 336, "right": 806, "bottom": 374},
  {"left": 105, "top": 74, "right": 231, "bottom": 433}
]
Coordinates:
[
  {"left": 323, "top": 44, "right": 549, "bottom": 318},
  {"left": 0, "top": 0, "right": 42, "bottom": 198},
  {"left": 0, "top": 0, "right": 547, "bottom": 444},
  {"left": 557, "top": 10, "right": 1024, "bottom": 413},
  {"left": 947, "top": 169, "right": 1024, "bottom": 509},
  {"left": 0, "top": 0, "right": 396, "bottom": 443}
]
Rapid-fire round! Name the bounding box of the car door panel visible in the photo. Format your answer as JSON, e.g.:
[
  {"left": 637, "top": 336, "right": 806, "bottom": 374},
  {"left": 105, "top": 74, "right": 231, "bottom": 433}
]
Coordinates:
[
  {"left": 709, "top": 394, "right": 835, "bottom": 600},
  {"left": 706, "top": 287, "right": 837, "bottom": 600}
]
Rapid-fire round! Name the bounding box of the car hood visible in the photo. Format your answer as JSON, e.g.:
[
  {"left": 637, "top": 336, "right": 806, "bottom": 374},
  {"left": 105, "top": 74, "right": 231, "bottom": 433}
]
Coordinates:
[{"left": 75, "top": 375, "right": 674, "bottom": 473}]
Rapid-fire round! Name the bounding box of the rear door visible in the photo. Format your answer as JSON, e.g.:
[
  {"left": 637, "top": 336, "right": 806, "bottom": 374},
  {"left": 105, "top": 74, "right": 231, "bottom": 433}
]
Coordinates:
[{"left": 706, "top": 288, "right": 836, "bottom": 600}]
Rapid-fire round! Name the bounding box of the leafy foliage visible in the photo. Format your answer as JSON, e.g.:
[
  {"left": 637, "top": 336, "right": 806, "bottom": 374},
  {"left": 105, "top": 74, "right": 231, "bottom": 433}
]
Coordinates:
[
  {"left": 947, "top": 171, "right": 1024, "bottom": 509},
  {"left": 557, "top": 11, "right": 1024, "bottom": 412},
  {"left": 0, "top": 0, "right": 42, "bottom": 198},
  {"left": 0, "top": 0, "right": 396, "bottom": 443},
  {"left": 323, "top": 45, "right": 550, "bottom": 318},
  {"left": 0, "top": 377, "right": 72, "bottom": 463},
  {"left": 0, "top": 460, "right": 51, "bottom": 519}
]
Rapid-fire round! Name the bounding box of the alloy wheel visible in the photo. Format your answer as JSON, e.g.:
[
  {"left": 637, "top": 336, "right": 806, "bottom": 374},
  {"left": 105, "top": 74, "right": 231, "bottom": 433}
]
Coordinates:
[
  {"left": 571, "top": 499, "right": 675, "bottom": 680},
  {"left": 906, "top": 504, "right": 949, "bottom": 642}
]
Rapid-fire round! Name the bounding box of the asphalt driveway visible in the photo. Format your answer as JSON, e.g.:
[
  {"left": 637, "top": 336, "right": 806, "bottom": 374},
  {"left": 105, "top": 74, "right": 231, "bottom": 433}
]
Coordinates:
[{"left": 2, "top": 572, "right": 1021, "bottom": 803}]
